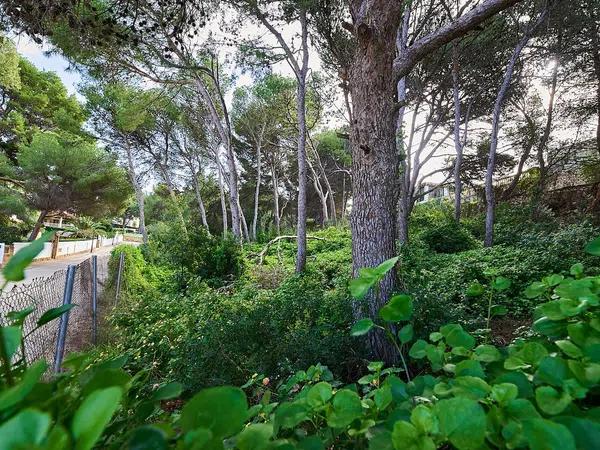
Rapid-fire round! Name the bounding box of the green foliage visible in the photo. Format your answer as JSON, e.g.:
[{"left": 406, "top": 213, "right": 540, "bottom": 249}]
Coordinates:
[{"left": 145, "top": 221, "right": 244, "bottom": 288}]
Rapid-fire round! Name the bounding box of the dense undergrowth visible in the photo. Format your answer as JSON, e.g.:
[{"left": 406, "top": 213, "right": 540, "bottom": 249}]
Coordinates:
[{"left": 1, "top": 203, "right": 600, "bottom": 449}]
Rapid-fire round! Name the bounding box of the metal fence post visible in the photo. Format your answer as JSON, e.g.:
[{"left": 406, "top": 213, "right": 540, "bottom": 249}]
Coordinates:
[
  {"left": 53, "top": 265, "right": 77, "bottom": 372},
  {"left": 91, "top": 255, "right": 98, "bottom": 345},
  {"left": 114, "top": 252, "right": 125, "bottom": 306}
]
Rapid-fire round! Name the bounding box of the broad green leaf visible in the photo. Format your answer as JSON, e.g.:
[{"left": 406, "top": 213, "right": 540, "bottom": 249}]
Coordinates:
[
  {"left": 454, "top": 360, "right": 485, "bottom": 379},
  {"left": 327, "top": 389, "right": 363, "bottom": 428},
  {"left": 465, "top": 282, "right": 485, "bottom": 297},
  {"left": 379, "top": 295, "right": 413, "bottom": 322},
  {"left": 0, "top": 360, "right": 47, "bottom": 411},
  {"left": 584, "top": 236, "right": 600, "bottom": 256},
  {"left": 180, "top": 386, "right": 247, "bottom": 437},
  {"left": 570, "top": 263, "right": 584, "bottom": 278},
  {"left": 445, "top": 326, "right": 475, "bottom": 350},
  {"left": 349, "top": 277, "right": 376, "bottom": 300},
  {"left": 491, "top": 383, "right": 518, "bottom": 405},
  {"left": 72, "top": 387, "right": 122, "bottom": 450},
  {"left": 236, "top": 424, "right": 273, "bottom": 450},
  {"left": 274, "top": 402, "right": 309, "bottom": 432},
  {"left": 409, "top": 340, "right": 428, "bottom": 359},
  {"left": 151, "top": 382, "right": 183, "bottom": 401},
  {"left": 436, "top": 397, "right": 486, "bottom": 450},
  {"left": 473, "top": 344, "right": 501, "bottom": 362},
  {"left": 391, "top": 420, "right": 435, "bottom": 450},
  {"left": 351, "top": 319, "right": 374, "bottom": 336},
  {"left": 535, "top": 386, "right": 572, "bottom": 415},
  {"left": 492, "top": 277, "right": 511, "bottom": 291},
  {"left": 0, "top": 325, "right": 21, "bottom": 359},
  {"left": 81, "top": 368, "right": 131, "bottom": 397},
  {"left": 554, "top": 417, "right": 600, "bottom": 450},
  {"left": 398, "top": 324, "right": 414, "bottom": 344},
  {"left": 556, "top": 340, "right": 583, "bottom": 358},
  {"left": 127, "top": 426, "right": 167, "bottom": 450},
  {"left": 525, "top": 282, "right": 547, "bottom": 299},
  {"left": 307, "top": 382, "right": 333, "bottom": 407},
  {"left": 533, "top": 317, "right": 567, "bottom": 338},
  {"left": 490, "top": 305, "right": 508, "bottom": 317},
  {"left": 298, "top": 436, "right": 325, "bottom": 450},
  {"left": 429, "top": 332, "right": 443, "bottom": 342},
  {"left": 368, "top": 361, "right": 384, "bottom": 372},
  {"left": 374, "top": 257, "right": 399, "bottom": 277},
  {"left": 374, "top": 384, "right": 393, "bottom": 410},
  {"left": 0, "top": 408, "right": 51, "bottom": 450},
  {"left": 36, "top": 304, "right": 76, "bottom": 327},
  {"left": 534, "top": 356, "right": 569, "bottom": 387},
  {"left": 2, "top": 231, "right": 53, "bottom": 281},
  {"left": 451, "top": 376, "right": 490, "bottom": 400},
  {"left": 522, "top": 419, "right": 576, "bottom": 450}
]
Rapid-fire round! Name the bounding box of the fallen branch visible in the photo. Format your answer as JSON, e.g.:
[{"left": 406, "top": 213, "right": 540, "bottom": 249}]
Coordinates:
[{"left": 257, "top": 235, "right": 325, "bottom": 265}]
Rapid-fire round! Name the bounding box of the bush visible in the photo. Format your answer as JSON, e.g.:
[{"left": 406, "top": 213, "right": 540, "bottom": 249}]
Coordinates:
[{"left": 145, "top": 221, "right": 243, "bottom": 288}]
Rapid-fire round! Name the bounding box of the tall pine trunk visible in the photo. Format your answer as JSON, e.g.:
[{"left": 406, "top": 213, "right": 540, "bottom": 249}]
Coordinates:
[
  {"left": 272, "top": 164, "right": 281, "bottom": 235},
  {"left": 349, "top": 7, "right": 403, "bottom": 363},
  {"left": 124, "top": 140, "right": 148, "bottom": 244},
  {"left": 252, "top": 143, "right": 262, "bottom": 241},
  {"left": 452, "top": 43, "right": 465, "bottom": 222}
]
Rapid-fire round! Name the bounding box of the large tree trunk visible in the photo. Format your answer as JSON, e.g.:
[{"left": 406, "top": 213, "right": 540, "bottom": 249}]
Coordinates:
[
  {"left": 252, "top": 143, "right": 262, "bottom": 241},
  {"left": 295, "top": 10, "right": 309, "bottom": 273},
  {"left": 29, "top": 210, "right": 47, "bottom": 241},
  {"left": 349, "top": 2, "right": 404, "bottom": 363},
  {"left": 484, "top": 9, "right": 547, "bottom": 247},
  {"left": 588, "top": 0, "right": 600, "bottom": 156}
]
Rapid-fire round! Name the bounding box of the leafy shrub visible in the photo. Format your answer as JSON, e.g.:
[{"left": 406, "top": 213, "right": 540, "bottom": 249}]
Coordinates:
[
  {"left": 145, "top": 221, "right": 243, "bottom": 287},
  {"left": 0, "top": 216, "right": 27, "bottom": 243}
]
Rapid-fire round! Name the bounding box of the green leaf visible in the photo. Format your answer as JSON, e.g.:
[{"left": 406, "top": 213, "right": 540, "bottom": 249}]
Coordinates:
[
  {"left": 398, "top": 324, "right": 414, "bottom": 344},
  {"left": 351, "top": 319, "right": 375, "bottom": 336},
  {"left": 81, "top": 368, "right": 131, "bottom": 397},
  {"left": 535, "top": 356, "right": 569, "bottom": 387},
  {"left": 72, "top": 387, "right": 122, "bottom": 450},
  {"left": 492, "top": 277, "right": 511, "bottom": 291},
  {"left": 349, "top": 276, "right": 376, "bottom": 300},
  {"left": 327, "top": 389, "right": 363, "bottom": 428},
  {"left": 491, "top": 383, "right": 518, "bottom": 405},
  {"left": 410, "top": 404, "right": 438, "bottom": 434},
  {"left": 522, "top": 419, "right": 576, "bottom": 450},
  {"left": 180, "top": 387, "right": 247, "bottom": 437},
  {"left": 584, "top": 236, "right": 600, "bottom": 256},
  {"left": 570, "top": 263, "right": 584, "bottom": 278},
  {"left": 556, "top": 340, "right": 583, "bottom": 358},
  {"left": 429, "top": 332, "right": 443, "bottom": 342},
  {"left": 274, "top": 402, "right": 309, "bottom": 431},
  {"left": 473, "top": 344, "right": 501, "bottom": 362},
  {"left": 374, "top": 384, "right": 393, "bottom": 410},
  {"left": 535, "top": 386, "right": 572, "bottom": 415},
  {"left": 554, "top": 417, "right": 600, "bottom": 450},
  {"left": 0, "top": 325, "right": 21, "bottom": 359},
  {"left": 409, "top": 340, "right": 428, "bottom": 359},
  {"left": 0, "top": 360, "right": 47, "bottom": 411},
  {"left": 490, "top": 305, "right": 508, "bottom": 317},
  {"left": 307, "top": 382, "right": 333, "bottom": 407},
  {"left": 380, "top": 294, "right": 413, "bottom": 322},
  {"left": 6, "top": 307, "right": 35, "bottom": 326},
  {"left": 391, "top": 421, "right": 435, "bottom": 450},
  {"left": 455, "top": 360, "right": 485, "bottom": 379},
  {"left": 533, "top": 317, "right": 567, "bottom": 338},
  {"left": 2, "top": 231, "right": 53, "bottom": 281},
  {"left": 374, "top": 257, "right": 400, "bottom": 277},
  {"left": 451, "top": 376, "right": 491, "bottom": 400},
  {"left": 127, "top": 426, "right": 167, "bottom": 450},
  {"left": 36, "top": 304, "right": 76, "bottom": 327},
  {"left": 465, "top": 282, "right": 485, "bottom": 297},
  {"left": 436, "top": 397, "right": 486, "bottom": 450},
  {"left": 236, "top": 424, "right": 273, "bottom": 450},
  {"left": 151, "top": 382, "right": 183, "bottom": 402},
  {"left": 445, "top": 326, "right": 475, "bottom": 350},
  {"left": 0, "top": 408, "right": 51, "bottom": 450},
  {"left": 525, "top": 282, "right": 547, "bottom": 299}
]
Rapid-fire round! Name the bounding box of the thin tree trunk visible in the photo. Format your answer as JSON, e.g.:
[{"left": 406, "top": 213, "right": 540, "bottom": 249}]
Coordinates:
[
  {"left": 341, "top": 172, "right": 347, "bottom": 221},
  {"left": 124, "top": 140, "right": 148, "bottom": 244},
  {"left": 308, "top": 157, "right": 329, "bottom": 225},
  {"left": 29, "top": 210, "right": 47, "bottom": 241},
  {"left": 239, "top": 197, "right": 250, "bottom": 241},
  {"left": 159, "top": 165, "right": 187, "bottom": 232},
  {"left": 191, "top": 172, "right": 210, "bottom": 232},
  {"left": 272, "top": 166, "right": 281, "bottom": 236},
  {"left": 452, "top": 43, "right": 464, "bottom": 222},
  {"left": 252, "top": 143, "right": 262, "bottom": 241},
  {"left": 216, "top": 154, "right": 229, "bottom": 236},
  {"left": 484, "top": 8, "right": 548, "bottom": 247},
  {"left": 295, "top": 10, "right": 309, "bottom": 274}
]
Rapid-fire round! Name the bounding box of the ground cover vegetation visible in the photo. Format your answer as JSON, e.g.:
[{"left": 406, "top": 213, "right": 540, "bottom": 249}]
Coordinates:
[{"left": 1, "top": 0, "right": 600, "bottom": 448}]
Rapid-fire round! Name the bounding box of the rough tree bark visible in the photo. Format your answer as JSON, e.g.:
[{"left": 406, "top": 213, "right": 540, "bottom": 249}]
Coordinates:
[
  {"left": 28, "top": 210, "right": 47, "bottom": 241},
  {"left": 484, "top": 7, "right": 548, "bottom": 247},
  {"left": 347, "top": 0, "right": 523, "bottom": 361}
]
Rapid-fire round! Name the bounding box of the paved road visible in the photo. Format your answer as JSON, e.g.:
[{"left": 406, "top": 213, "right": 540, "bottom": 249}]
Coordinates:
[{"left": 0, "top": 246, "right": 118, "bottom": 290}]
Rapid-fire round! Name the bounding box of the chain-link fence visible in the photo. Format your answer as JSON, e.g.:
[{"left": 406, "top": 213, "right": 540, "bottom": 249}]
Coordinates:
[{"left": 0, "top": 253, "right": 118, "bottom": 368}]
